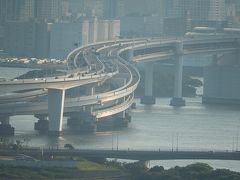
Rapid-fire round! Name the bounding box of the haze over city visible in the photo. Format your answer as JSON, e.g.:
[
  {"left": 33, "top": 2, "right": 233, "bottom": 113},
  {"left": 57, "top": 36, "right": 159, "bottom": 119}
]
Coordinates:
[{"left": 0, "top": 0, "right": 240, "bottom": 179}]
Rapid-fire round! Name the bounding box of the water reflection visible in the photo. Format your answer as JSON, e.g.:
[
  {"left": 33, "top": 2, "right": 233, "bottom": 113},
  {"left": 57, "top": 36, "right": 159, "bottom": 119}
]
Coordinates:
[{"left": 4, "top": 97, "right": 240, "bottom": 171}]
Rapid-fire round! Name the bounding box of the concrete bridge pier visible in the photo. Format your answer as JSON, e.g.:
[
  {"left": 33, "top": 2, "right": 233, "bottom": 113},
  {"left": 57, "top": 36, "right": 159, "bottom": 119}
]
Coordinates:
[
  {"left": 48, "top": 89, "right": 65, "bottom": 136},
  {"left": 203, "top": 47, "right": 240, "bottom": 105},
  {"left": 0, "top": 116, "right": 14, "bottom": 136},
  {"left": 127, "top": 48, "right": 134, "bottom": 61},
  {"left": 203, "top": 65, "right": 240, "bottom": 104},
  {"left": 141, "top": 63, "right": 156, "bottom": 105},
  {"left": 67, "top": 86, "right": 97, "bottom": 133},
  {"left": 34, "top": 114, "right": 48, "bottom": 133},
  {"left": 170, "top": 41, "right": 186, "bottom": 106},
  {"left": 114, "top": 110, "right": 129, "bottom": 128},
  {"left": 84, "top": 85, "right": 95, "bottom": 121},
  {"left": 82, "top": 104, "right": 97, "bottom": 133},
  {"left": 67, "top": 111, "right": 97, "bottom": 133}
]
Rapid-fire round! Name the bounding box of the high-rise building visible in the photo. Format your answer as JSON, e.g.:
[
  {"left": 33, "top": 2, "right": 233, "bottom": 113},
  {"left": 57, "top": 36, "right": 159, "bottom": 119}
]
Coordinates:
[
  {"left": 162, "top": 0, "right": 226, "bottom": 32},
  {"left": 0, "top": 0, "right": 36, "bottom": 49},
  {"left": 19, "top": 0, "right": 35, "bottom": 21},
  {"left": 0, "top": 0, "right": 35, "bottom": 24},
  {"left": 4, "top": 21, "right": 36, "bottom": 57},
  {"left": 0, "top": 0, "right": 69, "bottom": 23},
  {"left": 34, "top": 0, "right": 67, "bottom": 21},
  {"left": 225, "top": 0, "right": 240, "bottom": 27},
  {"left": 121, "top": 15, "right": 164, "bottom": 37},
  {"left": 98, "top": 20, "right": 109, "bottom": 41},
  {"left": 88, "top": 17, "right": 98, "bottom": 43},
  {"left": 108, "top": 20, "right": 120, "bottom": 39},
  {"left": 124, "top": 0, "right": 163, "bottom": 16},
  {"left": 87, "top": 0, "right": 104, "bottom": 17},
  {"left": 163, "top": 0, "right": 226, "bottom": 21},
  {"left": 103, "top": 0, "right": 124, "bottom": 19},
  {"left": 48, "top": 21, "right": 89, "bottom": 58},
  {"left": 208, "top": 0, "right": 226, "bottom": 21}
]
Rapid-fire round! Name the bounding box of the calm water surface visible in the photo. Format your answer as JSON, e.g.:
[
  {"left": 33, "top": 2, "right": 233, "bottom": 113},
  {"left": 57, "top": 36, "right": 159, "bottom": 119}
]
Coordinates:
[
  {"left": 0, "top": 67, "right": 33, "bottom": 80},
  {"left": 8, "top": 98, "right": 240, "bottom": 172}
]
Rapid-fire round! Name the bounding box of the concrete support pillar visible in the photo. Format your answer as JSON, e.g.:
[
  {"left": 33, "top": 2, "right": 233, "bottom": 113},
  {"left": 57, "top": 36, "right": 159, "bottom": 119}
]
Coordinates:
[
  {"left": 0, "top": 116, "right": 14, "bottom": 136},
  {"left": 203, "top": 66, "right": 240, "bottom": 104},
  {"left": 67, "top": 85, "right": 97, "bottom": 133},
  {"left": 86, "top": 86, "right": 95, "bottom": 96},
  {"left": 68, "top": 87, "right": 81, "bottom": 98},
  {"left": 170, "top": 41, "right": 186, "bottom": 106},
  {"left": 114, "top": 110, "right": 129, "bottom": 128},
  {"left": 237, "top": 46, "right": 240, "bottom": 66},
  {"left": 211, "top": 54, "right": 220, "bottom": 66},
  {"left": 85, "top": 86, "right": 95, "bottom": 114},
  {"left": 141, "top": 63, "right": 155, "bottom": 105},
  {"left": 84, "top": 86, "right": 97, "bottom": 132},
  {"left": 1, "top": 116, "right": 10, "bottom": 125},
  {"left": 34, "top": 114, "right": 48, "bottom": 133},
  {"left": 48, "top": 89, "right": 65, "bottom": 136},
  {"left": 127, "top": 48, "right": 134, "bottom": 61},
  {"left": 236, "top": 39, "right": 240, "bottom": 65},
  {"left": 119, "top": 111, "right": 126, "bottom": 119}
]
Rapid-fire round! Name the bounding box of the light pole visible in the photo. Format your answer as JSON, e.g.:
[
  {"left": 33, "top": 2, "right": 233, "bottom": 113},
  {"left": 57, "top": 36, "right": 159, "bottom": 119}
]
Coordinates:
[
  {"left": 111, "top": 133, "right": 113, "bottom": 150},
  {"left": 176, "top": 133, "right": 179, "bottom": 152},
  {"left": 117, "top": 132, "right": 119, "bottom": 151},
  {"left": 236, "top": 133, "right": 239, "bottom": 151},
  {"left": 232, "top": 136, "right": 235, "bottom": 152}
]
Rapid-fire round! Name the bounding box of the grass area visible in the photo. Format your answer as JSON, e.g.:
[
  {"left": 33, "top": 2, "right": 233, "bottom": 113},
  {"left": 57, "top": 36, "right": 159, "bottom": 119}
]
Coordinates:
[
  {"left": 0, "top": 157, "right": 119, "bottom": 179},
  {"left": 52, "top": 156, "right": 117, "bottom": 171},
  {"left": 0, "top": 167, "right": 79, "bottom": 179},
  {"left": 0, "top": 156, "right": 14, "bottom": 160},
  {"left": 77, "top": 158, "right": 117, "bottom": 171}
]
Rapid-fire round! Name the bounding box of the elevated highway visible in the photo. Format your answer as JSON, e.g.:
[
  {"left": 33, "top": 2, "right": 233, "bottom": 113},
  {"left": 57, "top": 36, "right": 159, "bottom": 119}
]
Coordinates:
[{"left": 0, "top": 35, "right": 239, "bottom": 135}]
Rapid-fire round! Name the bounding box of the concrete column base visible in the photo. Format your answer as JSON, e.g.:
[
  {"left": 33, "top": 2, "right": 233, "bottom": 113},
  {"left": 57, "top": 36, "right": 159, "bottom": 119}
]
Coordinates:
[
  {"left": 97, "top": 118, "right": 114, "bottom": 131},
  {"left": 80, "top": 122, "right": 97, "bottom": 133},
  {"left": 140, "top": 96, "right": 156, "bottom": 105},
  {"left": 67, "top": 118, "right": 97, "bottom": 133},
  {"left": 114, "top": 118, "right": 129, "bottom": 128},
  {"left": 0, "top": 116, "right": 14, "bottom": 136},
  {"left": 170, "top": 98, "right": 186, "bottom": 107},
  {"left": 34, "top": 120, "right": 48, "bottom": 133},
  {"left": 48, "top": 131, "right": 63, "bottom": 136},
  {"left": 114, "top": 114, "right": 131, "bottom": 128},
  {"left": 0, "top": 125, "right": 14, "bottom": 136},
  {"left": 131, "top": 102, "right": 137, "bottom": 109}
]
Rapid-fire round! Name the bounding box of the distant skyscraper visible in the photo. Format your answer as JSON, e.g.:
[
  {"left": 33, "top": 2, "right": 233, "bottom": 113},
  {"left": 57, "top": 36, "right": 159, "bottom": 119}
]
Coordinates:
[
  {"left": 103, "top": 0, "right": 124, "bottom": 19},
  {"left": 73, "top": 0, "right": 104, "bottom": 17},
  {"left": 0, "top": 0, "right": 69, "bottom": 23},
  {"left": 0, "top": 0, "right": 35, "bottom": 24},
  {"left": 163, "top": 0, "right": 226, "bottom": 30},
  {"left": 225, "top": 0, "right": 240, "bottom": 27},
  {"left": 88, "top": 16, "right": 98, "bottom": 43},
  {"left": 124, "top": 0, "right": 163, "bottom": 16},
  {"left": 34, "top": 0, "right": 66, "bottom": 21},
  {"left": 208, "top": 0, "right": 226, "bottom": 21},
  {"left": 162, "top": 0, "right": 183, "bottom": 18},
  {"left": 0, "top": 0, "right": 35, "bottom": 49}
]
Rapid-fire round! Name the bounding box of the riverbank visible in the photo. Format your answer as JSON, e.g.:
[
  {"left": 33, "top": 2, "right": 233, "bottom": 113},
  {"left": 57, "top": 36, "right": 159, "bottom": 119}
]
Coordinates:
[
  {"left": 110, "top": 161, "right": 240, "bottom": 180},
  {"left": 1, "top": 159, "right": 240, "bottom": 179},
  {"left": 0, "top": 157, "right": 128, "bottom": 179}
]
